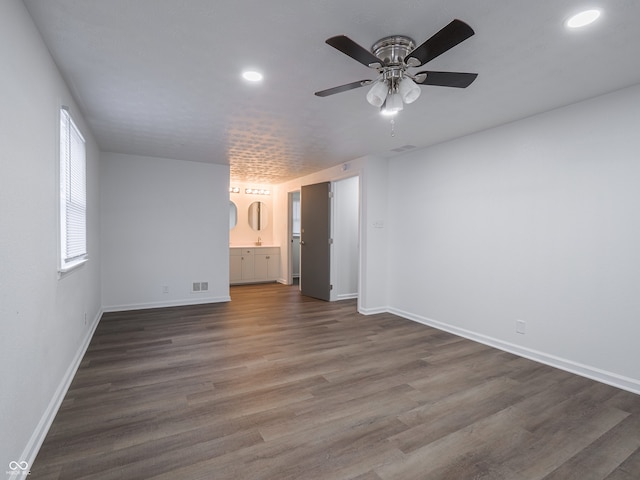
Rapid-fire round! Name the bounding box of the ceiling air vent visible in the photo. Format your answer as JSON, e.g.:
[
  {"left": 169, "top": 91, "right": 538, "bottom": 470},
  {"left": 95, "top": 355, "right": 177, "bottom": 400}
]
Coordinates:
[{"left": 391, "top": 144, "right": 417, "bottom": 153}]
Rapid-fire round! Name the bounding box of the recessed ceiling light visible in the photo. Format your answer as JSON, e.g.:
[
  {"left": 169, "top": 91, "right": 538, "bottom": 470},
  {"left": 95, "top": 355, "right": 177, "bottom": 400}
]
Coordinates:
[
  {"left": 242, "top": 70, "right": 263, "bottom": 82},
  {"left": 566, "top": 9, "right": 601, "bottom": 29}
]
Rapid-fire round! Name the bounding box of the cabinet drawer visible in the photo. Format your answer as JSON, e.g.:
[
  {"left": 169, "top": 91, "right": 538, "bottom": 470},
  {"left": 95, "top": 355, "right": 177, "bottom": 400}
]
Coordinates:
[
  {"left": 230, "top": 248, "right": 253, "bottom": 256},
  {"left": 255, "top": 247, "right": 279, "bottom": 255}
]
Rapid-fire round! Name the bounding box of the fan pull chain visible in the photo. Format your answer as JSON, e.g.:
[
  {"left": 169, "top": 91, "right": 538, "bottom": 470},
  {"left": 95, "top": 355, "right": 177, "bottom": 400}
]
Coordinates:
[{"left": 390, "top": 117, "right": 396, "bottom": 137}]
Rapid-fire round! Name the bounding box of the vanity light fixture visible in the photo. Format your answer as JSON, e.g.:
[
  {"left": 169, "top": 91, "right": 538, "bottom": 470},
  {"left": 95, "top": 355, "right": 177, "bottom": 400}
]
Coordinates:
[
  {"left": 245, "top": 188, "right": 270, "bottom": 195},
  {"left": 566, "top": 9, "right": 601, "bottom": 28}
]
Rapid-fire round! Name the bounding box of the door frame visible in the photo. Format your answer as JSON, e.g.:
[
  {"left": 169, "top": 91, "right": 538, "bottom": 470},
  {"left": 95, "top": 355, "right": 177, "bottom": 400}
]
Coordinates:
[
  {"left": 329, "top": 175, "right": 360, "bottom": 302},
  {"left": 285, "top": 174, "right": 361, "bottom": 301},
  {"left": 286, "top": 190, "right": 300, "bottom": 288}
]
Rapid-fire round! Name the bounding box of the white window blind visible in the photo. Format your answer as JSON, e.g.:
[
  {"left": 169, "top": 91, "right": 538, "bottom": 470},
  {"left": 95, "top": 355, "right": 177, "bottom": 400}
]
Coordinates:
[
  {"left": 292, "top": 195, "right": 301, "bottom": 235},
  {"left": 60, "top": 107, "right": 87, "bottom": 271}
]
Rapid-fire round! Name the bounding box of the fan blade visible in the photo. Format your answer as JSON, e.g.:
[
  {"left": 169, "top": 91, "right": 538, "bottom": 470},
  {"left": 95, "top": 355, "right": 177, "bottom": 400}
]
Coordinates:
[
  {"left": 406, "top": 19, "right": 474, "bottom": 67},
  {"left": 414, "top": 71, "right": 477, "bottom": 88},
  {"left": 326, "top": 35, "right": 382, "bottom": 68},
  {"left": 315, "top": 80, "right": 372, "bottom": 97}
]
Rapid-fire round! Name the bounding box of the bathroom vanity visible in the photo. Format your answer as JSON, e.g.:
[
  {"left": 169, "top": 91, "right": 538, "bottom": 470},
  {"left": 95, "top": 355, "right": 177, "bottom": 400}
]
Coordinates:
[{"left": 229, "top": 246, "right": 280, "bottom": 284}]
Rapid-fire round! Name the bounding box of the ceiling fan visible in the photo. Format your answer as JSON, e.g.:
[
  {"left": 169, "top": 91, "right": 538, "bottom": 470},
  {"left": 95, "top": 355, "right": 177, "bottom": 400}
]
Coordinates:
[{"left": 314, "top": 19, "right": 478, "bottom": 115}]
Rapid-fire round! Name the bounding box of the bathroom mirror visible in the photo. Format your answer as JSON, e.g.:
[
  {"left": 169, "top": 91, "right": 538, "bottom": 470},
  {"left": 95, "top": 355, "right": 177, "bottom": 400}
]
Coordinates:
[
  {"left": 229, "top": 201, "right": 237, "bottom": 230},
  {"left": 248, "top": 201, "right": 268, "bottom": 231}
]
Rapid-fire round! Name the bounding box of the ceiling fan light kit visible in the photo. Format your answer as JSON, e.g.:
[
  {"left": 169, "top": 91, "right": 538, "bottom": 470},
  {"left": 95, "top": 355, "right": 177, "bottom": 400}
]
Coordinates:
[
  {"left": 382, "top": 92, "right": 404, "bottom": 115},
  {"left": 366, "top": 80, "right": 389, "bottom": 107},
  {"left": 398, "top": 76, "right": 421, "bottom": 104},
  {"left": 315, "top": 19, "right": 478, "bottom": 116}
]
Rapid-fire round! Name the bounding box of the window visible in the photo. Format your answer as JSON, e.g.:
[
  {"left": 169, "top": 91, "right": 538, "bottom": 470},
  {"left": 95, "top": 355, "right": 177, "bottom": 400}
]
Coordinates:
[
  {"left": 59, "top": 107, "right": 87, "bottom": 272},
  {"left": 292, "top": 194, "right": 301, "bottom": 235}
]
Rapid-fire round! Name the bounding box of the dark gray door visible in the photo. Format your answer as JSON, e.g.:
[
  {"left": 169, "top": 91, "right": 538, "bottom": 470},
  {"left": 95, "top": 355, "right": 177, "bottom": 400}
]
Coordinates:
[{"left": 300, "top": 182, "right": 331, "bottom": 301}]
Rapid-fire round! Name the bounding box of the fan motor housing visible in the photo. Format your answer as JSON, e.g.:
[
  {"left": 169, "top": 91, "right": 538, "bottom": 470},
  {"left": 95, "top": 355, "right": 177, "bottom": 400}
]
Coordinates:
[{"left": 371, "top": 36, "right": 416, "bottom": 66}]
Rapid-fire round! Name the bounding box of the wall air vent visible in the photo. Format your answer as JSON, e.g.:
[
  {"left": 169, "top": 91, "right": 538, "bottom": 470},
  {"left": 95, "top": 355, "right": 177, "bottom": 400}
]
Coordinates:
[{"left": 191, "top": 281, "right": 209, "bottom": 293}]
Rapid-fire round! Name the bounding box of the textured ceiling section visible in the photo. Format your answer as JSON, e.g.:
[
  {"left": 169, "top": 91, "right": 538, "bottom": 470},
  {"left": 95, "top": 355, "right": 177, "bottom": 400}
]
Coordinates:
[
  {"left": 24, "top": 0, "right": 640, "bottom": 185},
  {"left": 226, "top": 125, "right": 313, "bottom": 184}
]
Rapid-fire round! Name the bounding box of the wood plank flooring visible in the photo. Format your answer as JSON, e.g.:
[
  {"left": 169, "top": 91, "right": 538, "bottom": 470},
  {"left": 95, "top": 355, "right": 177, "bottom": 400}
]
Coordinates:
[{"left": 31, "top": 283, "right": 640, "bottom": 479}]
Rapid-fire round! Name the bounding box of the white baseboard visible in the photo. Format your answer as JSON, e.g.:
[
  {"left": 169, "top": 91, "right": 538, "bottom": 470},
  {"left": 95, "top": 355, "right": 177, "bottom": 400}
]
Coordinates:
[
  {"left": 337, "top": 293, "right": 358, "bottom": 301},
  {"left": 388, "top": 307, "right": 640, "bottom": 396},
  {"left": 102, "top": 295, "right": 231, "bottom": 313},
  {"left": 18, "top": 308, "right": 103, "bottom": 473},
  {"left": 358, "top": 306, "right": 388, "bottom": 315}
]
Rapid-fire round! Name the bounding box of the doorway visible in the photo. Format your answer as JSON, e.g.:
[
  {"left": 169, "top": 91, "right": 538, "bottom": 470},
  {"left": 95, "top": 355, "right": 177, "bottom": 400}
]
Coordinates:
[
  {"left": 288, "top": 191, "right": 301, "bottom": 287},
  {"left": 288, "top": 177, "right": 359, "bottom": 301}
]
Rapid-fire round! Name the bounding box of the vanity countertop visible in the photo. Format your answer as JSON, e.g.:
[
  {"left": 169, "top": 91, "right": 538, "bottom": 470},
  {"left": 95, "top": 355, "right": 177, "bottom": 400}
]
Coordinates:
[{"left": 230, "top": 245, "right": 279, "bottom": 249}]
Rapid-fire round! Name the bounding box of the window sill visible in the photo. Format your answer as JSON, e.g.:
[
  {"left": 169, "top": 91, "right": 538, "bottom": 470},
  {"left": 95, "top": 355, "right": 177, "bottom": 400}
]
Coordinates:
[{"left": 58, "top": 257, "right": 88, "bottom": 278}]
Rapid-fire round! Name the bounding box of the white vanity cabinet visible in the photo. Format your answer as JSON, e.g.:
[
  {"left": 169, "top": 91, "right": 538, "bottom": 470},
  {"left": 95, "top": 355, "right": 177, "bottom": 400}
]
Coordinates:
[
  {"left": 229, "top": 250, "right": 243, "bottom": 283},
  {"left": 229, "top": 248, "right": 253, "bottom": 283},
  {"left": 230, "top": 247, "right": 280, "bottom": 284},
  {"left": 254, "top": 248, "right": 280, "bottom": 281}
]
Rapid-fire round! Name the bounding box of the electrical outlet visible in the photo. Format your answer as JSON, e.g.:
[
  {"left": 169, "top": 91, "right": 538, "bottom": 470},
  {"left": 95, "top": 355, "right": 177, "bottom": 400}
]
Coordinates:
[
  {"left": 162, "top": 285, "right": 169, "bottom": 294},
  {"left": 516, "top": 320, "right": 526, "bottom": 335}
]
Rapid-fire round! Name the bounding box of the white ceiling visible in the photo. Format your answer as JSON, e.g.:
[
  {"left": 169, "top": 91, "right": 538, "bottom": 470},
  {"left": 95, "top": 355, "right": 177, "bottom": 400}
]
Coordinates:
[{"left": 24, "top": 0, "right": 640, "bottom": 185}]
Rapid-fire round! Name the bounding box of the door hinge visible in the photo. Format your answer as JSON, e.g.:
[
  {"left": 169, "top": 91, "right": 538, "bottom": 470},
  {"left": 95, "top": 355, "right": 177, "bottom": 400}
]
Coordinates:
[
  {"left": 328, "top": 191, "right": 334, "bottom": 198},
  {"left": 329, "top": 238, "right": 333, "bottom": 245}
]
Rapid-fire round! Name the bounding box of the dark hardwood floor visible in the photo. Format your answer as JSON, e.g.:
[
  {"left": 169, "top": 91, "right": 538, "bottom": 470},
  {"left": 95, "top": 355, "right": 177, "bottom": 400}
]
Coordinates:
[{"left": 31, "top": 283, "right": 640, "bottom": 479}]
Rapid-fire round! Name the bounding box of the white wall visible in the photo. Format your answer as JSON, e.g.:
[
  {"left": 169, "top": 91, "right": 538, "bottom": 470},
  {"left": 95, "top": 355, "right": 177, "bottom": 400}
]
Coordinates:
[
  {"left": 0, "top": 0, "right": 102, "bottom": 469},
  {"left": 387, "top": 84, "right": 640, "bottom": 392},
  {"left": 358, "top": 157, "right": 389, "bottom": 313},
  {"left": 333, "top": 176, "right": 359, "bottom": 300},
  {"left": 101, "top": 153, "right": 230, "bottom": 310}
]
